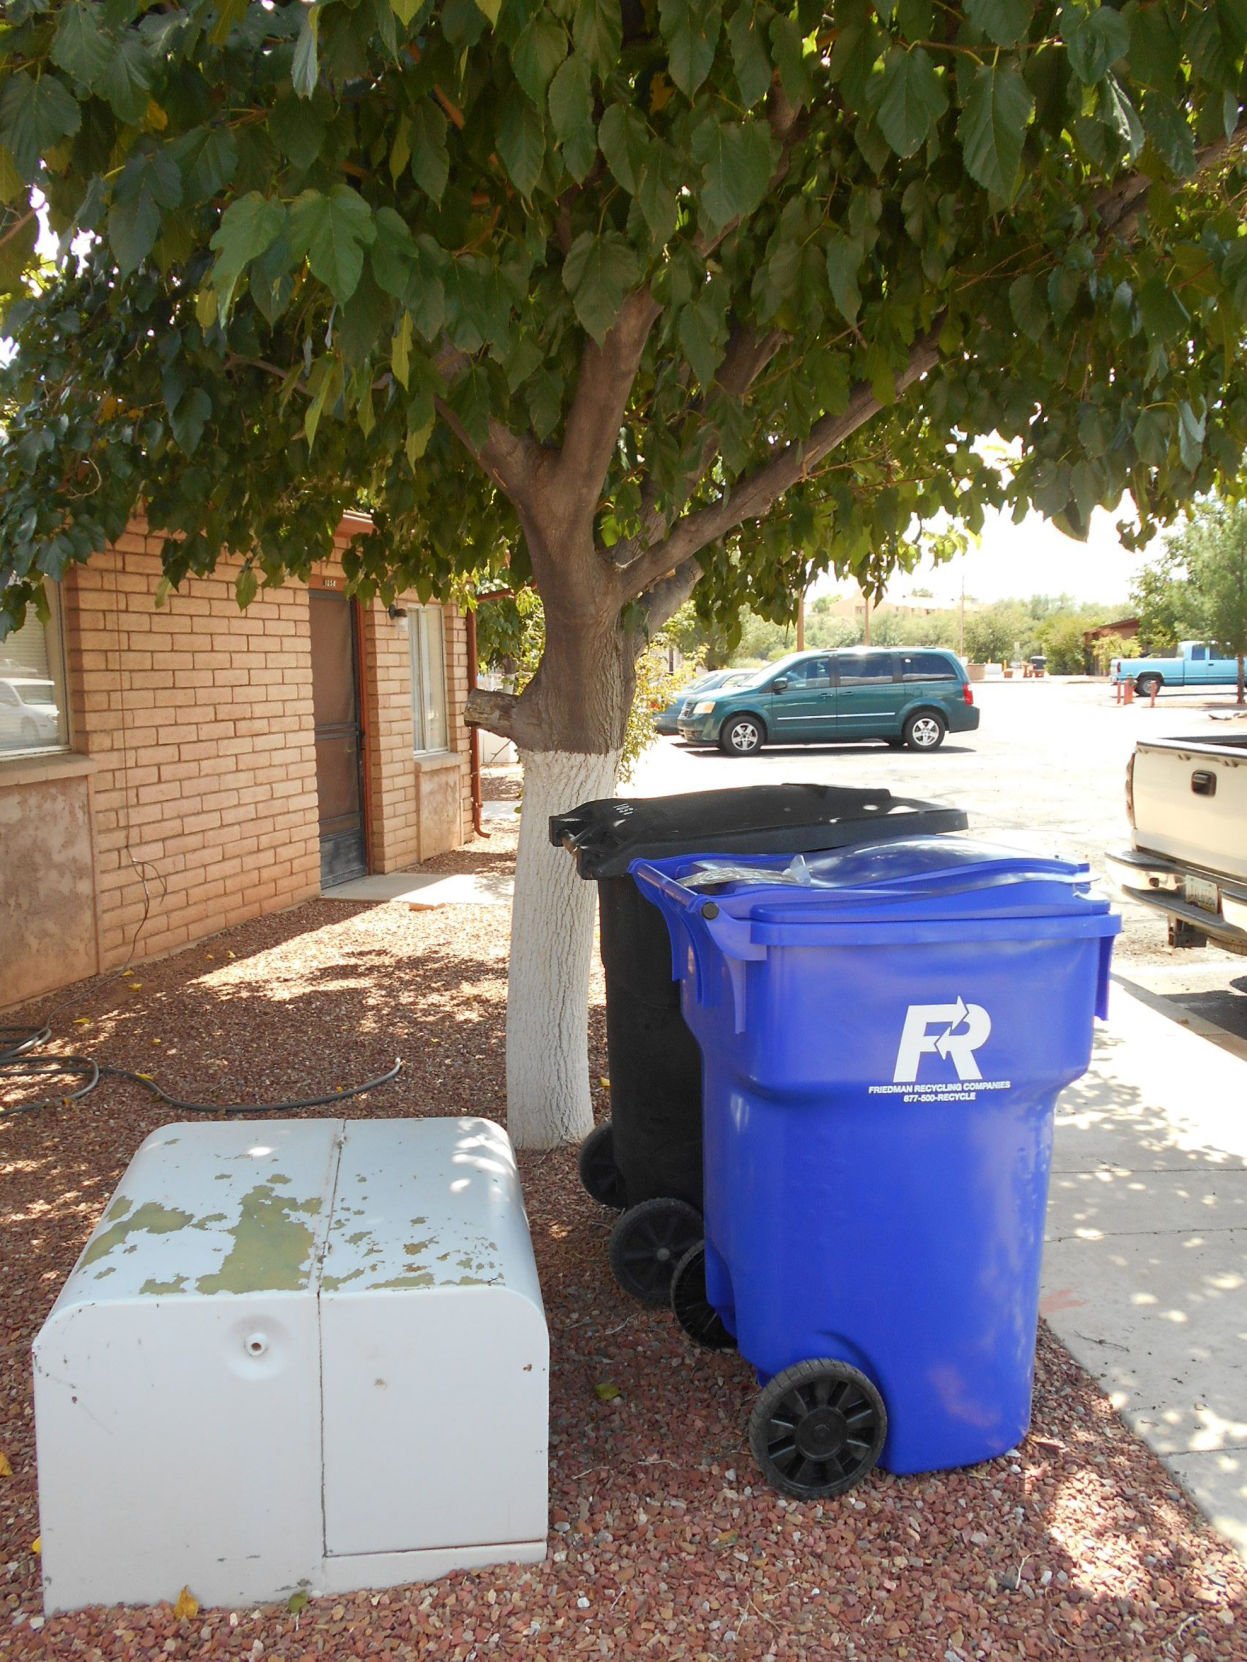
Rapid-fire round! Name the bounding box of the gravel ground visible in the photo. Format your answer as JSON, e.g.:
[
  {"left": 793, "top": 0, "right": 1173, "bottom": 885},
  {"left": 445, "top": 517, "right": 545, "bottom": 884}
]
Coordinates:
[{"left": 2, "top": 822, "right": 1245, "bottom": 1661}]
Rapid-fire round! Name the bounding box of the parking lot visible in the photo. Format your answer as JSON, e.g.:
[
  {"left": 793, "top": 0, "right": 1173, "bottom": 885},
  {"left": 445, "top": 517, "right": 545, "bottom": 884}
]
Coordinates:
[{"left": 631, "top": 675, "right": 1247, "bottom": 1048}]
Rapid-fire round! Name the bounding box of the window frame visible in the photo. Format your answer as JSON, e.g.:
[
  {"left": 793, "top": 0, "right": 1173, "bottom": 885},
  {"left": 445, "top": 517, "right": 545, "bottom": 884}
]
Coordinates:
[{"left": 408, "top": 604, "right": 450, "bottom": 757}]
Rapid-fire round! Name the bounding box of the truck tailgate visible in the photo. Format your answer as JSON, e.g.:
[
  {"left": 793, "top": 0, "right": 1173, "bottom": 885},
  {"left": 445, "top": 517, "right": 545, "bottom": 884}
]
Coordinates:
[{"left": 1132, "top": 734, "right": 1247, "bottom": 882}]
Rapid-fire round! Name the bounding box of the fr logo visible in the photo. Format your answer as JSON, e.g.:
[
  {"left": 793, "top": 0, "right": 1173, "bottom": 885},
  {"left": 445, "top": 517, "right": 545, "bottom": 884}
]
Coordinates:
[{"left": 894, "top": 997, "right": 992, "bottom": 1083}]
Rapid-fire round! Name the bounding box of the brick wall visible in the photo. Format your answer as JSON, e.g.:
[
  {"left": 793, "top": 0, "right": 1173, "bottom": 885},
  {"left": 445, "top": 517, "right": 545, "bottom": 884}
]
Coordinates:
[{"left": 54, "top": 515, "right": 471, "bottom": 980}]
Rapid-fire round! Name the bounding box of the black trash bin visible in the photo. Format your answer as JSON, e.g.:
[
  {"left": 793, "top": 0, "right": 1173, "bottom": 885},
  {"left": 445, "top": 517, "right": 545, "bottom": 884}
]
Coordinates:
[{"left": 550, "top": 784, "right": 968, "bottom": 1303}]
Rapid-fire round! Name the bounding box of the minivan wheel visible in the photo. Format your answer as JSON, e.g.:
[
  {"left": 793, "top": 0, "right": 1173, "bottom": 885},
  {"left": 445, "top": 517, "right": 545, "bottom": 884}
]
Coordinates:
[
  {"left": 720, "top": 715, "right": 764, "bottom": 756},
  {"left": 904, "top": 710, "right": 946, "bottom": 750}
]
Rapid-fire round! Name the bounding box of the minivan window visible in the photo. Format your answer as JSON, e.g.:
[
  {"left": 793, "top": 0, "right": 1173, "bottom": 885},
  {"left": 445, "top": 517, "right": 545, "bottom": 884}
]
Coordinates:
[
  {"left": 901, "top": 652, "right": 957, "bottom": 681},
  {"left": 837, "top": 651, "right": 895, "bottom": 685},
  {"left": 782, "top": 657, "right": 833, "bottom": 688}
]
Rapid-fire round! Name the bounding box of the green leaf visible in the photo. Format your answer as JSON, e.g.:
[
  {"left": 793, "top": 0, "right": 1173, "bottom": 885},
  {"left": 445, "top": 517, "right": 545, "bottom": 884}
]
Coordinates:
[
  {"left": 563, "top": 231, "right": 640, "bottom": 342},
  {"left": 392, "top": 311, "right": 413, "bottom": 388},
  {"left": 409, "top": 102, "right": 450, "bottom": 202},
  {"left": 0, "top": 146, "right": 22, "bottom": 205},
  {"left": 549, "top": 54, "right": 595, "bottom": 181},
  {"left": 691, "top": 118, "right": 774, "bottom": 232},
  {"left": 497, "top": 91, "right": 545, "bottom": 199},
  {"left": 635, "top": 151, "right": 680, "bottom": 245},
  {"left": 95, "top": 34, "right": 152, "bottom": 125},
  {"left": 1141, "top": 93, "right": 1197, "bottom": 177},
  {"left": 51, "top": 4, "right": 115, "bottom": 87},
  {"left": 107, "top": 190, "right": 160, "bottom": 276},
  {"left": 0, "top": 74, "right": 82, "bottom": 179},
  {"left": 1099, "top": 75, "right": 1143, "bottom": 160},
  {"left": 769, "top": 13, "right": 812, "bottom": 104},
  {"left": 678, "top": 292, "right": 726, "bottom": 385},
  {"left": 599, "top": 104, "right": 650, "bottom": 194},
  {"left": 659, "top": 0, "right": 722, "bottom": 99},
  {"left": 824, "top": 234, "right": 862, "bottom": 324},
  {"left": 574, "top": 0, "right": 622, "bottom": 75},
  {"left": 1132, "top": 408, "right": 1169, "bottom": 468},
  {"left": 236, "top": 566, "right": 258, "bottom": 609},
  {"left": 872, "top": 47, "right": 947, "bottom": 159},
  {"left": 1178, "top": 399, "right": 1206, "bottom": 472},
  {"left": 727, "top": 8, "right": 773, "bottom": 108},
  {"left": 1064, "top": 5, "right": 1130, "bottom": 85},
  {"left": 169, "top": 387, "right": 211, "bottom": 455},
  {"left": 1008, "top": 273, "right": 1048, "bottom": 341},
  {"left": 210, "top": 192, "right": 286, "bottom": 313},
  {"left": 511, "top": 16, "right": 567, "bottom": 105},
  {"left": 292, "top": 6, "right": 320, "bottom": 98},
  {"left": 957, "top": 64, "right": 1032, "bottom": 200},
  {"left": 289, "top": 185, "right": 376, "bottom": 304},
  {"left": 304, "top": 356, "right": 344, "bottom": 449},
  {"left": 965, "top": 0, "right": 1029, "bottom": 47},
  {"left": 474, "top": 0, "right": 502, "bottom": 26},
  {"left": 0, "top": 207, "right": 37, "bottom": 296}
]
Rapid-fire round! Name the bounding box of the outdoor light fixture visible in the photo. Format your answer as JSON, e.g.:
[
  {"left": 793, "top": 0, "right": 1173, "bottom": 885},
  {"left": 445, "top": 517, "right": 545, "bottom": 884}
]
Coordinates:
[{"left": 387, "top": 604, "right": 409, "bottom": 635}]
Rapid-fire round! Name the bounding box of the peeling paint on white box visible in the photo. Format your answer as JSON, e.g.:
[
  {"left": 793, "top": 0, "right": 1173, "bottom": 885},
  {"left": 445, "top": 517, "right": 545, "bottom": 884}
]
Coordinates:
[{"left": 34, "top": 1118, "right": 548, "bottom": 1613}]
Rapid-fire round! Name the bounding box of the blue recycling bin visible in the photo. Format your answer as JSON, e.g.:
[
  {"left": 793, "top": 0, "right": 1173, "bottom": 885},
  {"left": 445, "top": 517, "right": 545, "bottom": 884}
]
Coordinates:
[{"left": 630, "top": 837, "right": 1121, "bottom": 1499}]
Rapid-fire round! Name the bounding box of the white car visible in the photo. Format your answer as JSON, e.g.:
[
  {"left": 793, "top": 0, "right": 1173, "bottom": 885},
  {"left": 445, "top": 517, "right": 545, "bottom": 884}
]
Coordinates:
[{"left": 0, "top": 677, "right": 62, "bottom": 749}]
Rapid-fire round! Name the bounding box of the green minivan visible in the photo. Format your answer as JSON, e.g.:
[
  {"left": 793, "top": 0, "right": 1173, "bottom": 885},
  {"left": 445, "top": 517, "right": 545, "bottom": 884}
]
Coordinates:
[{"left": 676, "top": 647, "right": 980, "bottom": 755}]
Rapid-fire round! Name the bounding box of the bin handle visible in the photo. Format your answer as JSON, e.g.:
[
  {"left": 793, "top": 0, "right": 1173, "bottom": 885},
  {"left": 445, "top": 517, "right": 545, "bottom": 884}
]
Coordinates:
[{"left": 632, "top": 861, "right": 765, "bottom": 1031}]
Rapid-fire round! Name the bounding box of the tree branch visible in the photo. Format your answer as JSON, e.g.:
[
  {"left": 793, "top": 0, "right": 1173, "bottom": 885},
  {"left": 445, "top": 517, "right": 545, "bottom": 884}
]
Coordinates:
[
  {"left": 433, "top": 394, "right": 538, "bottom": 504},
  {"left": 630, "top": 333, "right": 942, "bottom": 595},
  {"left": 640, "top": 557, "right": 703, "bottom": 633},
  {"left": 552, "top": 290, "right": 662, "bottom": 528},
  {"left": 612, "top": 324, "right": 788, "bottom": 588},
  {"left": 1095, "top": 118, "right": 1247, "bottom": 251},
  {"left": 464, "top": 685, "right": 521, "bottom": 740}
]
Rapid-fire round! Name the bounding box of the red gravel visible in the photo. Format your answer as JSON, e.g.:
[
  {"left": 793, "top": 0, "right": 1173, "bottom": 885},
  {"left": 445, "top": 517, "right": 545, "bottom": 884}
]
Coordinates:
[{"left": 2, "top": 823, "right": 1245, "bottom": 1660}]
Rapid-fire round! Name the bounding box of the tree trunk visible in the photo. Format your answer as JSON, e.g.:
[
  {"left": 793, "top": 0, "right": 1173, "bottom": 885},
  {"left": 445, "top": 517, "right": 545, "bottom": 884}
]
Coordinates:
[{"left": 506, "top": 745, "right": 621, "bottom": 1149}]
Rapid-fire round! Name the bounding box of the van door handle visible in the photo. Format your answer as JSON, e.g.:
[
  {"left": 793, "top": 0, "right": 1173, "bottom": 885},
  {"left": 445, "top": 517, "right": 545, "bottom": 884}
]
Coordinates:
[{"left": 1191, "top": 771, "right": 1217, "bottom": 796}]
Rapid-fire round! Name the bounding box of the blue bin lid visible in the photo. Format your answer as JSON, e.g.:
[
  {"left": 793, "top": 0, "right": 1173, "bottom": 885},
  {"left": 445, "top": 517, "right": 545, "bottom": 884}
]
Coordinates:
[{"left": 631, "top": 836, "right": 1117, "bottom": 927}]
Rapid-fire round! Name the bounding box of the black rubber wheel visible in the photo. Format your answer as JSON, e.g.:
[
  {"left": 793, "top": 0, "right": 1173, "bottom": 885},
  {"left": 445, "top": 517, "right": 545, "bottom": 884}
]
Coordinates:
[
  {"left": 719, "top": 714, "right": 764, "bottom": 756},
  {"left": 608, "top": 1197, "right": 703, "bottom": 1305},
  {"left": 749, "top": 1359, "right": 887, "bottom": 1500},
  {"left": 1136, "top": 673, "right": 1162, "bottom": 698},
  {"left": 903, "top": 709, "right": 946, "bottom": 751},
  {"left": 670, "top": 1242, "right": 737, "bottom": 1351},
  {"left": 577, "top": 1121, "right": 627, "bottom": 1210}
]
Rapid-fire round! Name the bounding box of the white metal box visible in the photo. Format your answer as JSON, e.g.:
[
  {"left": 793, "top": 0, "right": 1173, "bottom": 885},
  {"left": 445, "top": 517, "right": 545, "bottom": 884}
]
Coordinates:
[{"left": 34, "top": 1116, "right": 548, "bottom": 1614}]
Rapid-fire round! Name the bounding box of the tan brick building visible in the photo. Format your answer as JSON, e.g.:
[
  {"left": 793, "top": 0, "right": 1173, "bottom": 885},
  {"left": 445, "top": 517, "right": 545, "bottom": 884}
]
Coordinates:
[{"left": 0, "top": 513, "right": 473, "bottom": 1010}]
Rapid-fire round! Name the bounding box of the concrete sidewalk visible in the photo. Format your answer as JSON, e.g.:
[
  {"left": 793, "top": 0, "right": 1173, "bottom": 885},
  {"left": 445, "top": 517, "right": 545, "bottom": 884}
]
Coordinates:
[{"left": 1043, "top": 983, "right": 1247, "bottom": 1560}]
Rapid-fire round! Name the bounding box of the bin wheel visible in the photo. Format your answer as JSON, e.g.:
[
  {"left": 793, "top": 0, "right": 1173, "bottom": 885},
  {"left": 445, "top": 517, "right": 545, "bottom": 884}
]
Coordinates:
[
  {"left": 670, "top": 1242, "right": 736, "bottom": 1351},
  {"left": 608, "top": 1197, "right": 703, "bottom": 1305},
  {"left": 749, "top": 1359, "right": 887, "bottom": 1500},
  {"left": 578, "top": 1121, "right": 627, "bottom": 1210}
]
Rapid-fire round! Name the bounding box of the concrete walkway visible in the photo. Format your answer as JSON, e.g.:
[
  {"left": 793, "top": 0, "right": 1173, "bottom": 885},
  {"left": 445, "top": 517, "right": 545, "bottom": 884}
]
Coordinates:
[{"left": 1044, "top": 983, "right": 1247, "bottom": 1560}]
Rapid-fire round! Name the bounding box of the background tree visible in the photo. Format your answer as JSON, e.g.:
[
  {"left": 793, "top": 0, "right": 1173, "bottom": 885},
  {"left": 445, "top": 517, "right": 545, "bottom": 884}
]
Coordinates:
[
  {"left": 3, "top": 2, "right": 1247, "bottom": 1144},
  {"left": 1130, "top": 549, "right": 1198, "bottom": 651},
  {"left": 1170, "top": 496, "right": 1247, "bottom": 702}
]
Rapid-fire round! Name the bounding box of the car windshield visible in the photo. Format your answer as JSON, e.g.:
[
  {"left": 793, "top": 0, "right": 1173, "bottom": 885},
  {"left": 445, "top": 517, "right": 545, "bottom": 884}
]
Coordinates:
[{"left": 14, "top": 681, "right": 55, "bottom": 706}]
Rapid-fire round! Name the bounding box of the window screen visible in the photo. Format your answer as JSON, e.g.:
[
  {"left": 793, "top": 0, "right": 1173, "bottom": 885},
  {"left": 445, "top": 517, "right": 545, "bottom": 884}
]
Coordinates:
[{"left": 409, "top": 606, "right": 449, "bottom": 753}]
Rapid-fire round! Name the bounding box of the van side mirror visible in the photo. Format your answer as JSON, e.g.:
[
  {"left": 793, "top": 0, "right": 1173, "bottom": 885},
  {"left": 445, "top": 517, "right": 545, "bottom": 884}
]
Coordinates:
[{"left": 772, "top": 677, "right": 789, "bottom": 693}]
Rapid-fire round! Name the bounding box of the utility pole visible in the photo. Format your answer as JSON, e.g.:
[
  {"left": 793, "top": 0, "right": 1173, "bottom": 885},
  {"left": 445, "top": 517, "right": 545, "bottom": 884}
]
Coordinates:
[{"left": 796, "top": 591, "right": 805, "bottom": 651}]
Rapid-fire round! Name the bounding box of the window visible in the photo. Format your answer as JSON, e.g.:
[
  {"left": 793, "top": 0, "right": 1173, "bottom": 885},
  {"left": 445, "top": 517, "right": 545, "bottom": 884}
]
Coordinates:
[
  {"left": 408, "top": 605, "right": 448, "bottom": 753},
  {"left": 0, "top": 587, "right": 69, "bottom": 757},
  {"left": 837, "top": 651, "right": 896, "bottom": 685},
  {"left": 900, "top": 652, "right": 957, "bottom": 681},
  {"left": 782, "top": 657, "right": 833, "bottom": 689}
]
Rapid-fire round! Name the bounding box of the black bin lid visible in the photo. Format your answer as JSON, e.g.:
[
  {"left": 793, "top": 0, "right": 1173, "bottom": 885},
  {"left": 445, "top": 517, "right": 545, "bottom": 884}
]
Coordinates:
[{"left": 550, "top": 784, "right": 968, "bottom": 878}]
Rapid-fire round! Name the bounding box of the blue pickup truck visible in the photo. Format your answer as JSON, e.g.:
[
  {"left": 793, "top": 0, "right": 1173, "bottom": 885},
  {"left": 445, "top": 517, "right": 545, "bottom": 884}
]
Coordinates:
[{"left": 1112, "top": 642, "right": 1242, "bottom": 697}]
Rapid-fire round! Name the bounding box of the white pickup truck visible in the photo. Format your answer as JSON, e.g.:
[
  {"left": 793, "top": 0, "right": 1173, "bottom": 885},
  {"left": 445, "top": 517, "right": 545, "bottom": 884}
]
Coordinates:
[{"left": 1107, "top": 732, "right": 1247, "bottom": 953}]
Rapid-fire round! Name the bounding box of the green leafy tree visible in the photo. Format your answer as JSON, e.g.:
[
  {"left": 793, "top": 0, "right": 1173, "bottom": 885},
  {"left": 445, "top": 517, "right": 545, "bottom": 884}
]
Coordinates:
[
  {"left": 3, "top": 3, "right": 1247, "bottom": 1143},
  {"left": 1129, "top": 550, "right": 1198, "bottom": 651},
  {"left": 963, "top": 600, "right": 1037, "bottom": 664},
  {"left": 1170, "top": 496, "right": 1247, "bottom": 703}
]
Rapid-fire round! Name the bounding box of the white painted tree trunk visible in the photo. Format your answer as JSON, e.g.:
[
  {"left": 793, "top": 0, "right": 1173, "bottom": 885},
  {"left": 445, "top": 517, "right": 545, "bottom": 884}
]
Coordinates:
[{"left": 506, "top": 746, "right": 620, "bottom": 1150}]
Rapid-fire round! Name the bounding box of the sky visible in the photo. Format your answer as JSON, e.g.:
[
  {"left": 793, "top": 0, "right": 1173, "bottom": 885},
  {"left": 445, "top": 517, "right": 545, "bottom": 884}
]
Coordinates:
[{"left": 814, "top": 502, "right": 1166, "bottom": 613}]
